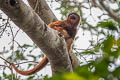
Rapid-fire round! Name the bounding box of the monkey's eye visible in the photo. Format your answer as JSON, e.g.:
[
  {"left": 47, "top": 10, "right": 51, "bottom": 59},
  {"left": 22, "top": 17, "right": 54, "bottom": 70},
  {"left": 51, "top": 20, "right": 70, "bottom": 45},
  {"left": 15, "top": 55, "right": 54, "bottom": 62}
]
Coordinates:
[{"left": 70, "top": 15, "right": 76, "bottom": 20}]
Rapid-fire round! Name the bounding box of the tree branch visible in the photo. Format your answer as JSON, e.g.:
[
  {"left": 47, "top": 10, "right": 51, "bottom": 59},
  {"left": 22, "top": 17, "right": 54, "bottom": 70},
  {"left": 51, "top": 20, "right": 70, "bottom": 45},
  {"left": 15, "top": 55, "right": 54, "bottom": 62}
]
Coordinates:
[
  {"left": 0, "top": 0, "right": 72, "bottom": 75},
  {"left": 99, "top": 0, "right": 120, "bottom": 23},
  {"left": 28, "top": 0, "right": 58, "bottom": 24}
]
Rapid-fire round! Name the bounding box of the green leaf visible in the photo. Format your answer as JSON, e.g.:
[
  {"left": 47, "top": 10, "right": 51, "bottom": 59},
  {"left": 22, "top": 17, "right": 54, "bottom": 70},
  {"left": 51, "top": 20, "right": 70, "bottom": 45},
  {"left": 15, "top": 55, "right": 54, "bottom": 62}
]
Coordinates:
[
  {"left": 112, "top": 67, "right": 120, "bottom": 78},
  {"left": 102, "top": 35, "right": 115, "bottom": 53},
  {"left": 22, "top": 44, "right": 32, "bottom": 49},
  {"left": 63, "top": 73, "right": 87, "bottom": 80},
  {"left": 27, "top": 64, "right": 33, "bottom": 69},
  {"left": 97, "top": 21, "right": 118, "bottom": 31},
  {"left": 27, "top": 76, "right": 34, "bottom": 80},
  {"left": 15, "top": 50, "right": 25, "bottom": 60}
]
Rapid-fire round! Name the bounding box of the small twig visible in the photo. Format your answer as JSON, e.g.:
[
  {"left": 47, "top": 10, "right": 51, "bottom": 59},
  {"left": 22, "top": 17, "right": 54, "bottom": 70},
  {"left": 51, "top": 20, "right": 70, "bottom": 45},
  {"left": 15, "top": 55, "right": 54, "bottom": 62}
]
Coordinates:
[
  {"left": 5, "top": 61, "right": 14, "bottom": 80},
  {"left": 0, "top": 17, "right": 9, "bottom": 37},
  {"left": 14, "top": 40, "right": 24, "bottom": 53},
  {"left": 90, "top": 0, "right": 103, "bottom": 10},
  {"left": 14, "top": 29, "right": 20, "bottom": 38},
  {"left": 14, "top": 61, "right": 39, "bottom": 65},
  {"left": 0, "top": 56, "right": 10, "bottom": 64},
  {"left": 0, "top": 64, "right": 8, "bottom": 67},
  {"left": 0, "top": 56, "right": 14, "bottom": 78},
  {"left": 9, "top": 24, "right": 15, "bottom": 54},
  {"left": 74, "top": 49, "right": 88, "bottom": 64},
  {"left": 87, "top": 0, "right": 93, "bottom": 20}
]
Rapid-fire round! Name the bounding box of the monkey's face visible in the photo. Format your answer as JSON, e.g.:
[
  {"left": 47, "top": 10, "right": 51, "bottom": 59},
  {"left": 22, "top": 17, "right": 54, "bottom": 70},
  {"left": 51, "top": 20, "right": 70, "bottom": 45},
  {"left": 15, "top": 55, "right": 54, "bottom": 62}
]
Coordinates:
[{"left": 67, "top": 13, "right": 80, "bottom": 26}]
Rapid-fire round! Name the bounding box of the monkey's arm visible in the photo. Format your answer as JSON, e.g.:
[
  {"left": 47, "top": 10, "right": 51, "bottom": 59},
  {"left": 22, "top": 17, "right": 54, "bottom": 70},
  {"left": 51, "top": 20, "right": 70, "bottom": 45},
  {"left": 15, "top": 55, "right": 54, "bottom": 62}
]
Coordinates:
[
  {"left": 48, "top": 20, "right": 64, "bottom": 27},
  {"left": 11, "top": 56, "right": 48, "bottom": 75}
]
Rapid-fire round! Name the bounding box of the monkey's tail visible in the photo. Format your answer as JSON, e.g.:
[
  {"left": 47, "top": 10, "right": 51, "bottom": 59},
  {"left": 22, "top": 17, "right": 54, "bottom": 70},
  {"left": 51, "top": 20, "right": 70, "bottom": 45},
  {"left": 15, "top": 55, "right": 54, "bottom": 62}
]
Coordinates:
[{"left": 11, "top": 56, "right": 49, "bottom": 75}]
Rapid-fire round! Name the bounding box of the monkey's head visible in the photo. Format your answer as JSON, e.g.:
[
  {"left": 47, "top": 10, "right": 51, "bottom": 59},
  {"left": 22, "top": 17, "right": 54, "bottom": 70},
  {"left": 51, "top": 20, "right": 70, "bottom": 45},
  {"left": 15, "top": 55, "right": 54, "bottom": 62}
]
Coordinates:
[{"left": 67, "top": 13, "right": 80, "bottom": 27}]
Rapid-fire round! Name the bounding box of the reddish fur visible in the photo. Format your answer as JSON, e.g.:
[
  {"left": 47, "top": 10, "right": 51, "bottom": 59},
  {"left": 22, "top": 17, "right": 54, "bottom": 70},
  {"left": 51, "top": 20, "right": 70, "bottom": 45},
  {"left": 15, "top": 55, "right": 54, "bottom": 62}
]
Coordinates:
[
  {"left": 11, "top": 56, "right": 48, "bottom": 75},
  {"left": 11, "top": 13, "right": 80, "bottom": 75}
]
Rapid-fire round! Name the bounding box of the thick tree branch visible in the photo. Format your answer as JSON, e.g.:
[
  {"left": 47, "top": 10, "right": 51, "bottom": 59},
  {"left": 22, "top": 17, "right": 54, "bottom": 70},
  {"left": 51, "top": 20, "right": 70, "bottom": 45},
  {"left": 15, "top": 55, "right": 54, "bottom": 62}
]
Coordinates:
[
  {"left": 0, "top": 0, "right": 72, "bottom": 75},
  {"left": 28, "top": 0, "right": 57, "bottom": 24}
]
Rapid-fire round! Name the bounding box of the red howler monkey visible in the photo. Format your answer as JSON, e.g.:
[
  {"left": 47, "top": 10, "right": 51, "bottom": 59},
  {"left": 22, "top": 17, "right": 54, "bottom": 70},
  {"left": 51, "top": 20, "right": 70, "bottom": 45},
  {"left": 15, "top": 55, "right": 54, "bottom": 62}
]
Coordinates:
[{"left": 11, "top": 13, "right": 80, "bottom": 75}]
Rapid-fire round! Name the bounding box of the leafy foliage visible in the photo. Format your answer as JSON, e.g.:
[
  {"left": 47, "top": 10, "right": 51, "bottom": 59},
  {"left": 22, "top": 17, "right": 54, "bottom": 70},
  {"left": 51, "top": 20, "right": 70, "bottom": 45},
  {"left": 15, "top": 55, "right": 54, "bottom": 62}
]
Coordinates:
[{"left": 97, "top": 21, "right": 118, "bottom": 31}]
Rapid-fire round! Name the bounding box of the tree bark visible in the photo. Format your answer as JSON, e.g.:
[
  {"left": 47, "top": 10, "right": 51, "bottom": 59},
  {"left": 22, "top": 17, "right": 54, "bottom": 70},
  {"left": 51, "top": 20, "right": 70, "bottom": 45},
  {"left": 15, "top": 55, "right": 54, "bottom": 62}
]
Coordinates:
[{"left": 28, "top": 0, "right": 58, "bottom": 24}]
